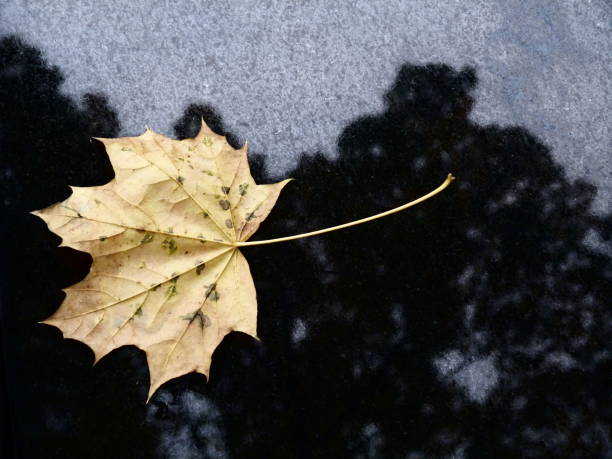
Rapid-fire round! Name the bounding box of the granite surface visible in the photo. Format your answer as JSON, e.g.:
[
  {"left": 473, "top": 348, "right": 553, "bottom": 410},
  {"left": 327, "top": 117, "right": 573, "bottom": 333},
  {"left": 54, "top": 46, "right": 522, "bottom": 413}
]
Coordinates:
[
  {"left": 0, "top": 2, "right": 610, "bottom": 458},
  {"left": 1, "top": 0, "right": 610, "bottom": 212}
]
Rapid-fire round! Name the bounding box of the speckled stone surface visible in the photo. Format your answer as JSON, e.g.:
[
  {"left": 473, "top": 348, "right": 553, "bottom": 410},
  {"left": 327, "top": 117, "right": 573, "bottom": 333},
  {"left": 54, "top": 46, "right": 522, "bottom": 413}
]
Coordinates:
[
  {"left": 1, "top": 2, "right": 610, "bottom": 458},
  {"left": 1, "top": 0, "right": 610, "bottom": 211}
]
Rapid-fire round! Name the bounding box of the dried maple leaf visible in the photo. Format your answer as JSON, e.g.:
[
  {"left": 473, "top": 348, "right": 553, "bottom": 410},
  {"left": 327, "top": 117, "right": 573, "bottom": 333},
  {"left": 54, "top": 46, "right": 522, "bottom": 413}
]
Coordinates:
[{"left": 33, "top": 120, "right": 454, "bottom": 400}]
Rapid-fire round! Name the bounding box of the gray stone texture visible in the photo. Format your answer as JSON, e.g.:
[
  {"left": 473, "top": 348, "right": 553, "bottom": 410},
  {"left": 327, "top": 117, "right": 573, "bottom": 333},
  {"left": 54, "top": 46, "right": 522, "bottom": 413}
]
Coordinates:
[{"left": 1, "top": 0, "right": 610, "bottom": 212}]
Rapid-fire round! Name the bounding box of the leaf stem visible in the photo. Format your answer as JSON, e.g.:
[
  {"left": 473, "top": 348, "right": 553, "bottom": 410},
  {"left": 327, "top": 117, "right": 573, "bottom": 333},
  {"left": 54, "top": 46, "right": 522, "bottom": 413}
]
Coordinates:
[{"left": 234, "top": 173, "right": 455, "bottom": 247}]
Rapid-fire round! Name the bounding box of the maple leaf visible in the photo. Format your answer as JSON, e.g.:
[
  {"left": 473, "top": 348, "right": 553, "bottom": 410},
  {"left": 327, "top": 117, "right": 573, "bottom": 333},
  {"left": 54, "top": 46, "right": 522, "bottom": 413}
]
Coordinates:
[{"left": 33, "top": 120, "right": 454, "bottom": 400}]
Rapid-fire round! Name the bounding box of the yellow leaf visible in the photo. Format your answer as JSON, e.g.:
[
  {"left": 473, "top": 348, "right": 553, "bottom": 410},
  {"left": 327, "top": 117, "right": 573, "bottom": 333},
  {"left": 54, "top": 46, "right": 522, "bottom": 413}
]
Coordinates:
[
  {"left": 33, "top": 121, "right": 290, "bottom": 399},
  {"left": 33, "top": 119, "right": 454, "bottom": 401}
]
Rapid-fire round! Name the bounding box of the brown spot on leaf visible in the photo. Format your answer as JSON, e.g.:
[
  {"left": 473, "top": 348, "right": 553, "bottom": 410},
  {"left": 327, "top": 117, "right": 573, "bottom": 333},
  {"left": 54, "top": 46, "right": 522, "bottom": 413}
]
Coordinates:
[
  {"left": 140, "top": 233, "right": 154, "bottom": 244},
  {"left": 205, "top": 284, "right": 220, "bottom": 301},
  {"left": 196, "top": 264, "right": 206, "bottom": 275},
  {"left": 219, "top": 199, "right": 230, "bottom": 210},
  {"left": 225, "top": 219, "right": 233, "bottom": 229},
  {"left": 221, "top": 186, "right": 230, "bottom": 194},
  {"left": 161, "top": 238, "right": 177, "bottom": 254},
  {"left": 180, "top": 310, "right": 211, "bottom": 329},
  {"left": 196, "top": 311, "right": 211, "bottom": 329}
]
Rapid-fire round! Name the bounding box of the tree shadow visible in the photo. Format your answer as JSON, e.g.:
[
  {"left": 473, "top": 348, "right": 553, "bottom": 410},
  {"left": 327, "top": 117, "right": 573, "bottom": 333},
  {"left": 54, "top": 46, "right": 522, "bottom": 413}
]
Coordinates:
[
  {"left": 2, "top": 35, "right": 610, "bottom": 458},
  {"left": 0, "top": 36, "right": 154, "bottom": 459},
  {"left": 168, "top": 67, "right": 611, "bottom": 457}
]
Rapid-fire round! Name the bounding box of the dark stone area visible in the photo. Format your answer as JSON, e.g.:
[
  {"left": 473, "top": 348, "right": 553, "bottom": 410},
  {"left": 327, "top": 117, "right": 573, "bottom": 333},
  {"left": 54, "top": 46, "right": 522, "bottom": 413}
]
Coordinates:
[{"left": 1, "top": 36, "right": 610, "bottom": 458}]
